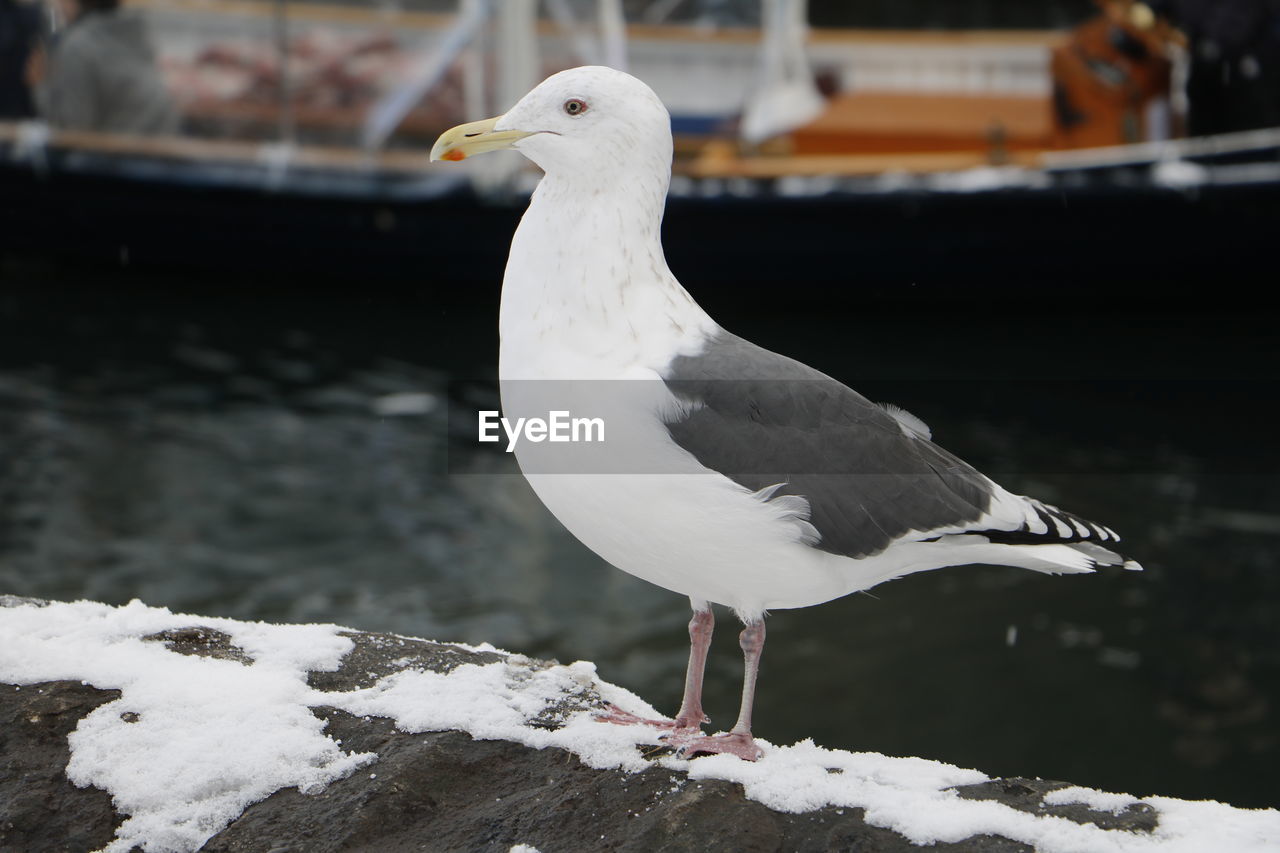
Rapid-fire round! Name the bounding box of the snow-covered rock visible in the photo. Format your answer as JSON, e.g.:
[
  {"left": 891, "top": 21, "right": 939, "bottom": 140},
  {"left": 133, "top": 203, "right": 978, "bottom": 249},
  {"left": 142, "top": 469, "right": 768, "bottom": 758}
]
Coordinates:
[{"left": 2, "top": 596, "right": 1277, "bottom": 853}]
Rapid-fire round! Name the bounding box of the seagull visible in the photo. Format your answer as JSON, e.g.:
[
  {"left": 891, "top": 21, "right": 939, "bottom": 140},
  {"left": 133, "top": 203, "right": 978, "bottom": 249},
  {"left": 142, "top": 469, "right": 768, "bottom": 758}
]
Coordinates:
[{"left": 431, "top": 66, "right": 1141, "bottom": 762}]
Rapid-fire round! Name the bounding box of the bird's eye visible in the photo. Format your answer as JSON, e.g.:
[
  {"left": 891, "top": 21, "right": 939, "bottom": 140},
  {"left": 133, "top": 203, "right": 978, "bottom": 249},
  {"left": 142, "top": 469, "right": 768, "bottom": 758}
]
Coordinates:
[{"left": 563, "top": 98, "right": 588, "bottom": 116}]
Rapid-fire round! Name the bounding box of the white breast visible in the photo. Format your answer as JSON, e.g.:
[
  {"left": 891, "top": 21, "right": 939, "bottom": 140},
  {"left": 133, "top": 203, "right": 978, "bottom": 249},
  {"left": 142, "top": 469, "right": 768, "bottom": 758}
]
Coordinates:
[{"left": 495, "top": 183, "right": 851, "bottom": 616}]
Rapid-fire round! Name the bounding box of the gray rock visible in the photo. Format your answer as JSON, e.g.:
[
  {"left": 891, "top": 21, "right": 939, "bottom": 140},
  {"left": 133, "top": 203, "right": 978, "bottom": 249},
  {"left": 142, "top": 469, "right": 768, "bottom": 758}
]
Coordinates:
[
  {"left": 142, "top": 626, "right": 255, "bottom": 666},
  {"left": 954, "top": 777, "right": 1157, "bottom": 833},
  {"left": 0, "top": 617, "right": 1160, "bottom": 852},
  {"left": 0, "top": 681, "right": 123, "bottom": 853},
  {"left": 204, "top": 714, "right": 987, "bottom": 853},
  {"left": 305, "top": 631, "right": 504, "bottom": 691}
]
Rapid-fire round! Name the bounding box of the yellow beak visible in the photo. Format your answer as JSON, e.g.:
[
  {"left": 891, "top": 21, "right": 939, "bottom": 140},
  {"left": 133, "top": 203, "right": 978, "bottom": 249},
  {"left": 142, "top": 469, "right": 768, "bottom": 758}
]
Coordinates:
[{"left": 430, "top": 116, "right": 534, "bottom": 162}]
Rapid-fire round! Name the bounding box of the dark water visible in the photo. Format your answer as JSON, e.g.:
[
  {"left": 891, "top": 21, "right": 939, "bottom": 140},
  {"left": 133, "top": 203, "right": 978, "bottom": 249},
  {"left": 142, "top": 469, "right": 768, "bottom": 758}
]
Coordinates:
[{"left": 1, "top": 264, "right": 1277, "bottom": 809}]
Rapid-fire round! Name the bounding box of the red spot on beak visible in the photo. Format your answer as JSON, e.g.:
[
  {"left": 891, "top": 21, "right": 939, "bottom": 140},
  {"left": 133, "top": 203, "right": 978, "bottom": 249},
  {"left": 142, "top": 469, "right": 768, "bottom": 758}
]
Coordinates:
[{"left": 443, "top": 149, "right": 466, "bottom": 162}]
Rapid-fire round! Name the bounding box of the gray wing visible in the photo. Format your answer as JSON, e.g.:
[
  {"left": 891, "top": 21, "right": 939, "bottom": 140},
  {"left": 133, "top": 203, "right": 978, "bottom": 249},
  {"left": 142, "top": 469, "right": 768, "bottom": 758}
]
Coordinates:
[{"left": 662, "top": 330, "right": 995, "bottom": 559}]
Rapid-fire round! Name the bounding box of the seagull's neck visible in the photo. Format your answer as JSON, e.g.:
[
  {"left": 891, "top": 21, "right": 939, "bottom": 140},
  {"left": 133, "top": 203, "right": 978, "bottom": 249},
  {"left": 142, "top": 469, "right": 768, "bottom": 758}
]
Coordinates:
[{"left": 499, "top": 171, "right": 715, "bottom": 379}]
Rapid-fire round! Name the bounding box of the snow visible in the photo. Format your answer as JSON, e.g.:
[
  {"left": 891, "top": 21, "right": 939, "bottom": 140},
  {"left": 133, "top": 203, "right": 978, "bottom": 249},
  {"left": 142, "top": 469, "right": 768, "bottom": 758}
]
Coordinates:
[
  {"left": 0, "top": 600, "right": 373, "bottom": 853},
  {"left": 2, "top": 598, "right": 1278, "bottom": 853},
  {"left": 1044, "top": 785, "right": 1144, "bottom": 814}
]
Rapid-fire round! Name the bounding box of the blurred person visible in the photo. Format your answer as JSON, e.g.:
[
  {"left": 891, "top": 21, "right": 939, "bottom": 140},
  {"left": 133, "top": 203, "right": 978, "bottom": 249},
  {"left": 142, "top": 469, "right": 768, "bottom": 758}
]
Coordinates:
[
  {"left": 1156, "top": 0, "right": 1280, "bottom": 134},
  {"left": 34, "top": 0, "right": 178, "bottom": 134},
  {"left": 0, "top": 0, "right": 41, "bottom": 118},
  {"left": 1051, "top": 0, "right": 1179, "bottom": 147}
]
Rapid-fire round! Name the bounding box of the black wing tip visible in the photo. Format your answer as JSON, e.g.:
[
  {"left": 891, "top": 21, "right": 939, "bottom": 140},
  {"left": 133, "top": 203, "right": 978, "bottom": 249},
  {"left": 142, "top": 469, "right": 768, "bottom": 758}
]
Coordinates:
[{"left": 973, "top": 500, "right": 1140, "bottom": 568}]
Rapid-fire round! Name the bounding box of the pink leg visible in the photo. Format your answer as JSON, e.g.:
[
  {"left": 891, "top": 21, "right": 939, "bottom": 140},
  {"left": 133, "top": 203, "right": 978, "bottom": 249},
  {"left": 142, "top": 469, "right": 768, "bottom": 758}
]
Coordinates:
[
  {"left": 595, "top": 605, "right": 714, "bottom": 732},
  {"left": 671, "top": 607, "right": 714, "bottom": 728},
  {"left": 672, "top": 619, "right": 766, "bottom": 761}
]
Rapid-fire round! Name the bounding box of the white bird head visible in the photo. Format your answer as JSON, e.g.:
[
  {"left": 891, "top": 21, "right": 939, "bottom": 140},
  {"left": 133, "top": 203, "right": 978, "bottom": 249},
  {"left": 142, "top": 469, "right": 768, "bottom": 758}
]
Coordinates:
[{"left": 431, "top": 66, "right": 673, "bottom": 186}]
